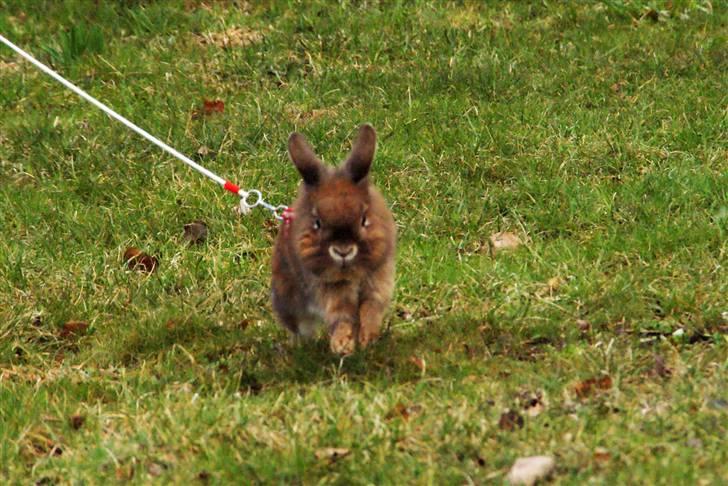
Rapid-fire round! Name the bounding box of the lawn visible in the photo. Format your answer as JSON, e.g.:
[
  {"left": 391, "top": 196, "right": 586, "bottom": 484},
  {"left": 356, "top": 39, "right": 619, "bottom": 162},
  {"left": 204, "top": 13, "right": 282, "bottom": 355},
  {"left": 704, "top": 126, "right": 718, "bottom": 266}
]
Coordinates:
[{"left": 1, "top": 0, "right": 726, "bottom": 484}]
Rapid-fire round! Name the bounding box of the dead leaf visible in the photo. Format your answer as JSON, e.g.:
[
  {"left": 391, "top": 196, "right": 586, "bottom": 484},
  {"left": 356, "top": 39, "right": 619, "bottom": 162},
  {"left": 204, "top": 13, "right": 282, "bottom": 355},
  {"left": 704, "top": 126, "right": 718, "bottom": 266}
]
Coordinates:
[
  {"left": 574, "top": 375, "right": 612, "bottom": 399},
  {"left": 116, "top": 464, "right": 135, "bottom": 481},
  {"left": 165, "top": 319, "right": 177, "bottom": 331},
  {"left": 204, "top": 99, "right": 224, "bottom": 114},
  {"left": 59, "top": 321, "right": 88, "bottom": 339},
  {"left": 123, "top": 247, "right": 159, "bottom": 273},
  {"left": 537, "top": 276, "right": 564, "bottom": 297},
  {"left": 643, "top": 9, "right": 660, "bottom": 22},
  {"left": 196, "top": 145, "right": 211, "bottom": 157},
  {"left": 651, "top": 354, "right": 672, "bottom": 379},
  {"left": 409, "top": 355, "right": 426, "bottom": 374},
  {"left": 183, "top": 220, "right": 208, "bottom": 244},
  {"left": 499, "top": 409, "right": 524, "bottom": 431},
  {"left": 610, "top": 80, "right": 627, "bottom": 93},
  {"left": 396, "top": 307, "right": 413, "bottom": 321},
  {"left": 69, "top": 415, "right": 85, "bottom": 430},
  {"left": 314, "top": 447, "right": 350, "bottom": 463},
  {"left": 593, "top": 447, "right": 611, "bottom": 464},
  {"left": 0, "top": 60, "right": 20, "bottom": 73},
  {"left": 386, "top": 403, "right": 422, "bottom": 421},
  {"left": 507, "top": 455, "right": 555, "bottom": 485},
  {"left": 488, "top": 231, "right": 522, "bottom": 256},
  {"left": 547, "top": 276, "right": 563, "bottom": 291},
  {"left": 192, "top": 99, "right": 225, "bottom": 119},
  {"left": 22, "top": 430, "right": 61, "bottom": 458},
  {"left": 518, "top": 391, "right": 545, "bottom": 417}
]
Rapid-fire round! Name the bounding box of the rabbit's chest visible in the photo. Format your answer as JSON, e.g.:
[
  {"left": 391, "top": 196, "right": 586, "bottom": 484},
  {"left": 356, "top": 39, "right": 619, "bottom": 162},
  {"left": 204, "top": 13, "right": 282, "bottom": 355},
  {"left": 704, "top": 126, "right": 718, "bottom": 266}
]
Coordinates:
[{"left": 305, "top": 301, "right": 326, "bottom": 321}]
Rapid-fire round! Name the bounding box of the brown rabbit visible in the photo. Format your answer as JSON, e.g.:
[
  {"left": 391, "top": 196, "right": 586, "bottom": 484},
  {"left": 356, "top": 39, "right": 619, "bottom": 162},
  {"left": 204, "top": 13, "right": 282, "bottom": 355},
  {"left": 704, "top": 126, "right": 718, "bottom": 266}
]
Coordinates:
[{"left": 271, "top": 124, "right": 396, "bottom": 355}]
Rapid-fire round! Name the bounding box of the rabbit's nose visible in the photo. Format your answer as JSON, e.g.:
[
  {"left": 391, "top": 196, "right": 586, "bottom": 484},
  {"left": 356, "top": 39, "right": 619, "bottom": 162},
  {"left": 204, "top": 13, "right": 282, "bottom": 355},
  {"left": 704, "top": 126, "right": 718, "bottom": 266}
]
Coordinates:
[{"left": 329, "top": 244, "right": 358, "bottom": 262}]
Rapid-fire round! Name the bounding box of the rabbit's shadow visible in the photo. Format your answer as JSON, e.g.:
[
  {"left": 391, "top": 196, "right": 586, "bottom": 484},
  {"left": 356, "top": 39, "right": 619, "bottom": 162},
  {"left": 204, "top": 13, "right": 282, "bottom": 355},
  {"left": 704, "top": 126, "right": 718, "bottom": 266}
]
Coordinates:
[
  {"left": 240, "top": 324, "right": 429, "bottom": 389},
  {"left": 233, "top": 314, "right": 533, "bottom": 391}
]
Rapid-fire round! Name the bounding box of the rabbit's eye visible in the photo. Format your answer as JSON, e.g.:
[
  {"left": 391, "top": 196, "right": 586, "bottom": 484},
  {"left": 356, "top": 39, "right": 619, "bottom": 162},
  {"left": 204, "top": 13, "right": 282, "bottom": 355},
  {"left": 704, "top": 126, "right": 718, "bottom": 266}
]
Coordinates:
[
  {"left": 313, "top": 218, "right": 321, "bottom": 230},
  {"left": 361, "top": 214, "right": 368, "bottom": 227}
]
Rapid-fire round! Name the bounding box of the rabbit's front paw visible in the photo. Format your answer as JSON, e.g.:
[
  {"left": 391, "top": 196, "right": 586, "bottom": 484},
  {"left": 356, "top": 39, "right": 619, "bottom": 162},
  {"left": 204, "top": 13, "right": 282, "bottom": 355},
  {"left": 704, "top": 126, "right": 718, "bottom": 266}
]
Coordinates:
[
  {"left": 330, "top": 321, "right": 355, "bottom": 356},
  {"left": 358, "top": 325, "right": 380, "bottom": 349}
]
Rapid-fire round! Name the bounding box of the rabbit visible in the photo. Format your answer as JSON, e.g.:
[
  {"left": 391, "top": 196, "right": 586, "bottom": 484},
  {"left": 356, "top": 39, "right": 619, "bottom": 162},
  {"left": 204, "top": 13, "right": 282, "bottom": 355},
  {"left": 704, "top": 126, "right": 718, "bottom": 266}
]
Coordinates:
[{"left": 271, "top": 124, "right": 396, "bottom": 355}]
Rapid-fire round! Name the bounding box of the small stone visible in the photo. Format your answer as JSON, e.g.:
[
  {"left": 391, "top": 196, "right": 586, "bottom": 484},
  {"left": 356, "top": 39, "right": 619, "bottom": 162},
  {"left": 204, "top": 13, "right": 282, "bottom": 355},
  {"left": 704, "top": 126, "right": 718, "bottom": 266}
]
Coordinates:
[
  {"left": 147, "top": 463, "right": 164, "bottom": 477},
  {"left": 576, "top": 319, "right": 590, "bottom": 333},
  {"left": 488, "top": 231, "right": 522, "bottom": 256},
  {"left": 707, "top": 398, "right": 728, "bottom": 410},
  {"left": 686, "top": 438, "right": 703, "bottom": 449},
  {"left": 507, "top": 455, "right": 555, "bottom": 485}
]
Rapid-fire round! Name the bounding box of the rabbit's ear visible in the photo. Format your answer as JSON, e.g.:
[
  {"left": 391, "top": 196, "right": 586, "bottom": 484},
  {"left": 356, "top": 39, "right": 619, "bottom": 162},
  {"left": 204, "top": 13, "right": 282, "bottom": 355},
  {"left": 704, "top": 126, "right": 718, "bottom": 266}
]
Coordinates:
[
  {"left": 344, "top": 124, "right": 376, "bottom": 183},
  {"left": 288, "top": 132, "right": 322, "bottom": 186}
]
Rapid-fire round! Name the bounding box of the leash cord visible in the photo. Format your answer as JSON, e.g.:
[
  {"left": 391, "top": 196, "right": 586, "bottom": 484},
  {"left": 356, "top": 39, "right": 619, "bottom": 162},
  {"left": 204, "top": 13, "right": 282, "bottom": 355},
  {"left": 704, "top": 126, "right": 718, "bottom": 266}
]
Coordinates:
[{"left": 0, "top": 33, "right": 286, "bottom": 219}]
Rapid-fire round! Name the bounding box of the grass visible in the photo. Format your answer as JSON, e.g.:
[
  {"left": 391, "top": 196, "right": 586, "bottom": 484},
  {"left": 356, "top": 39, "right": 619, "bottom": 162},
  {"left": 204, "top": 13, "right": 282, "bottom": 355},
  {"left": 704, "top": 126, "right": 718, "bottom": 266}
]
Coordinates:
[{"left": 0, "top": 0, "right": 726, "bottom": 483}]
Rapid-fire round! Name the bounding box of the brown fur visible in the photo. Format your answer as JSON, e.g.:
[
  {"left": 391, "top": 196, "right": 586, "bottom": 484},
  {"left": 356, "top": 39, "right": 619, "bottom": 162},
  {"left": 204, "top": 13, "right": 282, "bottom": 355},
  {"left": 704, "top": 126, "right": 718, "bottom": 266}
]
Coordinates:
[{"left": 271, "top": 125, "right": 396, "bottom": 354}]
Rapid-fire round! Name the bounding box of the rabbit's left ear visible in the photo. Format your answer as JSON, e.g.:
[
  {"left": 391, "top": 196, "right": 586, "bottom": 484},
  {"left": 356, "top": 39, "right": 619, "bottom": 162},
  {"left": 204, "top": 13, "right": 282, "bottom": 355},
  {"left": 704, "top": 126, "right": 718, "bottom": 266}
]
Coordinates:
[{"left": 344, "top": 124, "right": 376, "bottom": 183}]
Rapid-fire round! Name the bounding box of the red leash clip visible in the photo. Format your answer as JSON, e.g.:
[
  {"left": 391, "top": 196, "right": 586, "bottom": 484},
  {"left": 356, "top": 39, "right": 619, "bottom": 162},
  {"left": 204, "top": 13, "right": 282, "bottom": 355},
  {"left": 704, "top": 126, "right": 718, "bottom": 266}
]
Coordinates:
[{"left": 281, "top": 207, "right": 294, "bottom": 224}]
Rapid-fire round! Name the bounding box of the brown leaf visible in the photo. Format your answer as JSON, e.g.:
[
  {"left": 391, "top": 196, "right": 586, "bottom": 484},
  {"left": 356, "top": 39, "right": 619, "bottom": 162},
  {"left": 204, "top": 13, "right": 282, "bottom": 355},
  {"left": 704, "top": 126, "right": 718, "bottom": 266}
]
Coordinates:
[
  {"left": 643, "top": 9, "right": 660, "bottom": 22},
  {"left": 575, "top": 375, "right": 612, "bottom": 399},
  {"left": 593, "top": 447, "right": 611, "bottom": 464},
  {"left": 409, "top": 355, "right": 426, "bottom": 373},
  {"left": 651, "top": 354, "right": 672, "bottom": 379},
  {"left": 116, "top": 464, "right": 135, "bottom": 481},
  {"left": 498, "top": 409, "right": 524, "bottom": 431},
  {"left": 610, "top": 80, "right": 627, "bottom": 93},
  {"left": 488, "top": 231, "right": 522, "bottom": 256},
  {"left": 192, "top": 99, "right": 225, "bottom": 119},
  {"left": 59, "top": 321, "right": 88, "bottom": 339},
  {"left": 22, "top": 430, "right": 61, "bottom": 458},
  {"left": 0, "top": 60, "right": 21, "bottom": 73},
  {"left": 69, "top": 415, "right": 85, "bottom": 430},
  {"left": 123, "top": 247, "right": 159, "bottom": 273},
  {"left": 183, "top": 220, "right": 208, "bottom": 244},
  {"left": 518, "top": 391, "right": 545, "bottom": 417},
  {"left": 386, "top": 403, "right": 422, "bottom": 421},
  {"left": 314, "top": 447, "right": 350, "bottom": 463},
  {"left": 537, "top": 276, "right": 564, "bottom": 297}
]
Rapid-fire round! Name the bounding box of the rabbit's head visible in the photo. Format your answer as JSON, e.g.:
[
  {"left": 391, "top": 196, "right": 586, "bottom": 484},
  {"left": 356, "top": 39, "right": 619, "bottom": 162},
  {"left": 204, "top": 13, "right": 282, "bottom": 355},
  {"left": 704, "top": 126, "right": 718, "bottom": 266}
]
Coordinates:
[{"left": 286, "top": 124, "right": 395, "bottom": 281}]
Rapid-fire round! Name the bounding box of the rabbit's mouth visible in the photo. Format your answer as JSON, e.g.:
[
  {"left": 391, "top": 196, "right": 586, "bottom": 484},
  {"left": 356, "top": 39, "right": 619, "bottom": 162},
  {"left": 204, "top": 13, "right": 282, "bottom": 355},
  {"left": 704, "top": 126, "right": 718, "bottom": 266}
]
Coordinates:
[{"left": 328, "top": 243, "right": 358, "bottom": 267}]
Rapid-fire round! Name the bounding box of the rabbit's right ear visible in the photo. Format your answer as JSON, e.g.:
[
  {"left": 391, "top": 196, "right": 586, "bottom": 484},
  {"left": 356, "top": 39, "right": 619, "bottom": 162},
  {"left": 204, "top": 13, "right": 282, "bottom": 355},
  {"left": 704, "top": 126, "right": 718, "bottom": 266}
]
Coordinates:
[{"left": 288, "top": 132, "right": 322, "bottom": 186}]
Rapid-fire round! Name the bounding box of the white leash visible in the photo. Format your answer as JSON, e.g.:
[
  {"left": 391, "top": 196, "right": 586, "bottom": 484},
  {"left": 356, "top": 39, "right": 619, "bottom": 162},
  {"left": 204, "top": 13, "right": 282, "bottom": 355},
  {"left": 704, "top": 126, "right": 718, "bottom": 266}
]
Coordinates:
[{"left": 0, "top": 33, "right": 287, "bottom": 219}]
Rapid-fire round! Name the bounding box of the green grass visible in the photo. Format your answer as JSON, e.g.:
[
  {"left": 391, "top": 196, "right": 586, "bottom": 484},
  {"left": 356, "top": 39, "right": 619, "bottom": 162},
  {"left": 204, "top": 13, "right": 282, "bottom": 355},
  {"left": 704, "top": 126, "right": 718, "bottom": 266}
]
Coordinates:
[{"left": 1, "top": 0, "right": 726, "bottom": 483}]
